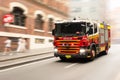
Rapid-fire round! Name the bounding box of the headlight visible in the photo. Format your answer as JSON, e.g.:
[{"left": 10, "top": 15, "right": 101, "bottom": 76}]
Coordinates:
[
  {"left": 80, "top": 48, "right": 85, "bottom": 53},
  {"left": 54, "top": 48, "right": 58, "bottom": 52}
]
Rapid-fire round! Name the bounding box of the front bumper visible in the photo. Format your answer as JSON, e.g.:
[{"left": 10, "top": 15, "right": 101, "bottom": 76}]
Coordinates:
[{"left": 54, "top": 52, "right": 91, "bottom": 59}]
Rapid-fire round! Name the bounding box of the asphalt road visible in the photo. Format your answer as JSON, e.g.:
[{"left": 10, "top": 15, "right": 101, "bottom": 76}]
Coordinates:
[{"left": 0, "top": 44, "right": 120, "bottom": 80}]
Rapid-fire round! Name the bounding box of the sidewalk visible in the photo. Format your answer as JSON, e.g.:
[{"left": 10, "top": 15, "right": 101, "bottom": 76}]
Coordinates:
[
  {"left": 0, "top": 47, "right": 54, "bottom": 61},
  {"left": 0, "top": 47, "right": 54, "bottom": 69}
]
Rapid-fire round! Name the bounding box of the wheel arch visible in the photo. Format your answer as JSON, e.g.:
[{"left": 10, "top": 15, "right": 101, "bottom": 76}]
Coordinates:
[{"left": 90, "top": 43, "right": 97, "bottom": 51}]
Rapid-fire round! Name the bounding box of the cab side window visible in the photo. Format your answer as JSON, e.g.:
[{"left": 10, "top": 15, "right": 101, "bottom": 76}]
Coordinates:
[
  {"left": 86, "top": 23, "right": 93, "bottom": 35},
  {"left": 94, "top": 23, "right": 97, "bottom": 33}
]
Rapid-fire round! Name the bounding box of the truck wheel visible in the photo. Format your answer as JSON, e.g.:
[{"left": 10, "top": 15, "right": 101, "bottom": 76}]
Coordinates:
[
  {"left": 103, "top": 46, "right": 108, "bottom": 55},
  {"left": 59, "top": 57, "right": 66, "bottom": 61},
  {"left": 104, "top": 50, "right": 108, "bottom": 55},
  {"left": 90, "top": 49, "right": 96, "bottom": 61}
]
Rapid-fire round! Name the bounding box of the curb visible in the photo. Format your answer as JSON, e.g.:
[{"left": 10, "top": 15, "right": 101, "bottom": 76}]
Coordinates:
[
  {"left": 0, "top": 51, "right": 53, "bottom": 62},
  {"left": 0, "top": 52, "right": 54, "bottom": 70},
  {"left": 0, "top": 55, "right": 54, "bottom": 70}
]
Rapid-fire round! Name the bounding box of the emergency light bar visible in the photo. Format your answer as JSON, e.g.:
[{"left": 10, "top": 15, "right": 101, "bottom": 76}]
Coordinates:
[{"left": 55, "top": 19, "right": 93, "bottom": 24}]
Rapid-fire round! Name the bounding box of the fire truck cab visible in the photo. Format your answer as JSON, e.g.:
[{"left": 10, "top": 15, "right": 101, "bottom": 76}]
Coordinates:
[{"left": 52, "top": 19, "right": 111, "bottom": 61}]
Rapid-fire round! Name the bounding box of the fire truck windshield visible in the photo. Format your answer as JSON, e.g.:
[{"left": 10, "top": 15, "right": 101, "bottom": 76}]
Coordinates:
[{"left": 54, "top": 22, "right": 86, "bottom": 36}]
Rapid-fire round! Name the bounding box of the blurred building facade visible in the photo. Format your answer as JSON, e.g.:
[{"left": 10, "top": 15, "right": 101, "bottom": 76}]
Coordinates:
[
  {"left": 106, "top": 0, "right": 120, "bottom": 43},
  {"left": 0, "top": 0, "right": 69, "bottom": 51},
  {"left": 108, "top": 7, "right": 120, "bottom": 43},
  {"left": 69, "top": 0, "right": 107, "bottom": 22}
]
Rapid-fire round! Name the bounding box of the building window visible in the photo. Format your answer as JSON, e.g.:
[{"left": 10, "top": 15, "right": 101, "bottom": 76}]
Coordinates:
[
  {"left": 11, "top": 7, "right": 26, "bottom": 26},
  {"left": 35, "top": 14, "right": 44, "bottom": 30},
  {"left": 35, "top": 38, "right": 44, "bottom": 44},
  {"left": 49, "top": 39, "right": 53, "bottom": 43},
  {"left": 9, "top": 37, "right": 18, "bottom": 42},
  {"left": 48, "top": 18, "right": 54, "bottom": 32},
  {"left": 35, "top": 0, "right": 43, "bottom": 2}
]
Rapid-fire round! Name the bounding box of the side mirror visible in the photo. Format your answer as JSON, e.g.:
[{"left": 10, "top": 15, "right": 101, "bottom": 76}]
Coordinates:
[{"left": 52, "top": 29, "right": 55, "bottom": 35}]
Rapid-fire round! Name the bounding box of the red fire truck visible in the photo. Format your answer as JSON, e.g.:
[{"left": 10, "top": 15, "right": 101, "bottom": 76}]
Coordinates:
[{"left": 52, "top": 19, "right": 111, "bottom": 61}]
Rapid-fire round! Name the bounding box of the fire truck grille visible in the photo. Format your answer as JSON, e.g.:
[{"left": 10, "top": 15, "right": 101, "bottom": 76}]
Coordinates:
[
  {"left": 56, "top": 40, "right": 80, "bottom": 54},
  {"left": 58, "top": 47, "right": 80, "bottom": 54},
  {"left": 57, "top": 40, "right": 80, "bottom": 47}
]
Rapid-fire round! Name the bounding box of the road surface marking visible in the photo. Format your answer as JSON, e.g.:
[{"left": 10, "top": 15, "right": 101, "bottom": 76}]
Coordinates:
[{"left": 65, "top": 63, "right": 77, "bottom": 69}]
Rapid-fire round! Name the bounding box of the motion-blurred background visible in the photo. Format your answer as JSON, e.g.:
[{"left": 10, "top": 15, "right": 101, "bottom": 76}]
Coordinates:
[
  {"left": 69, "top": 0, "right": 120, "bottom": 44},
  {"left": 0, "top": 0, "right": 119, "bottom": 51}
]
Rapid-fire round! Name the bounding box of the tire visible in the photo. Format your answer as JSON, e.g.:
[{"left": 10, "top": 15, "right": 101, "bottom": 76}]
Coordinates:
[
  {"left": 59, "top": 57, "right": 66, "bottom": 61},
  {"left": 103, "top": 46, "right": 108, "bottom": 55},
  {"left": 89, "top": 48, "right": 96, "bottom": 61},
  {"left": 103, "top": 44, "right": 109, "bottom": 55}
]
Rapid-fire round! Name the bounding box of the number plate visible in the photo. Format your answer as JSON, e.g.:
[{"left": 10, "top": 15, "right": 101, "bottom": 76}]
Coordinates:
[{"left": 65, "top": 55, "right": 72, "bottom": 59}]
